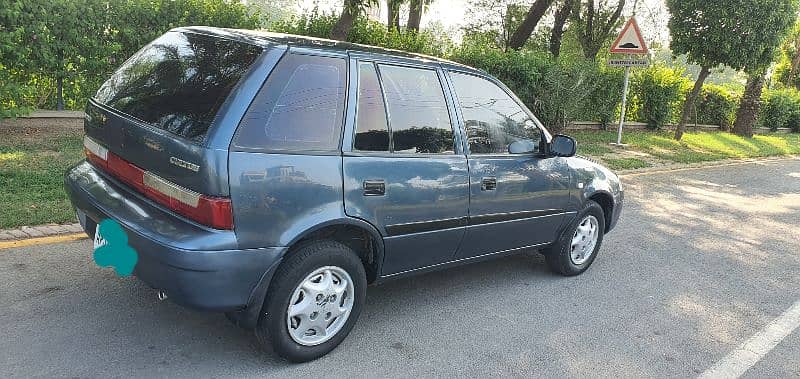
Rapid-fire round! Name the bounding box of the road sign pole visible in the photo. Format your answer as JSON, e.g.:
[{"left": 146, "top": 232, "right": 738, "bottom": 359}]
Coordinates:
[{"left": 616, "top": 64, "right": 631, "bottom": 145}]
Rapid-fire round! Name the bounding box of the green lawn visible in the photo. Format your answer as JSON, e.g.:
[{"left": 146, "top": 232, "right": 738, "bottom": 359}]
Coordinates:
[
  {"left": 571, "top": 130, "right": 800, "bottom": 170},
  {"left": 0, "top": 126, "right": 84, "bottom": 229},
  {"left": 0, "top": 126, "right": 798, "bottom": 229}
]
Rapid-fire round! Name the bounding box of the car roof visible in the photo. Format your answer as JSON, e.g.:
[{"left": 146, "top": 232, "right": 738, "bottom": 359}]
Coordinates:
[{"left": 174, "top": 26, "right": 479, "bottom": 73}]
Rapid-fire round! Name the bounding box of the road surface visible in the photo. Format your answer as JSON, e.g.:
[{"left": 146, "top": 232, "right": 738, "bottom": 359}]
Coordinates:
[{"left": 2, "top": 158, "right": 799, "bottom": 378}]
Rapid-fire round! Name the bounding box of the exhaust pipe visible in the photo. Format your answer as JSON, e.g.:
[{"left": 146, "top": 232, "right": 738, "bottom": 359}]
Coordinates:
[{"left": 157, "top": 290, "right": 168, "bottom": 301}]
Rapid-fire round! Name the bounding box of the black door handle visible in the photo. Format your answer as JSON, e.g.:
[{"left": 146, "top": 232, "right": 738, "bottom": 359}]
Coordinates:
[
  {"left": 481, "top": 177, "right": 497, "bottom": 191},
  {"left": 363, "top": 180, "right": 386, "bottom": 196}
]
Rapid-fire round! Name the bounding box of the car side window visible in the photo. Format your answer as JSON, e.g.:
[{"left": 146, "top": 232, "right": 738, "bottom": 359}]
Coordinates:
[
  {"left": 378, "top": 64, "right": 454, "bottom": 154},
  {"left": 233, "top": 52, "right": 347, "bottom": 152},
  {"left": 449, "top": 72, "right": 541, "bottom": 155},
  {"left": 353, "top": 62, "right": 390, "bottom": 152}
]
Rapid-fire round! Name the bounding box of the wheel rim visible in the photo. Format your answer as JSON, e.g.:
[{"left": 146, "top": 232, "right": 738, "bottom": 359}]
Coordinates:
[
  {"left": 286, "top": 266, "right": 355, "bottom": 346},
  {"left": 570, "top": 215, "right": 599, "bottom": 265}
]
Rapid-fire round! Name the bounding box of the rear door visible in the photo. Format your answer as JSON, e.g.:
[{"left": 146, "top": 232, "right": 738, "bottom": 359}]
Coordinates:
[
  {"left": 342, "top": 58, "right": 469, "bottom": 276},
  {"left": 446, "top": 70, "right": 572, "bottom": 259}
]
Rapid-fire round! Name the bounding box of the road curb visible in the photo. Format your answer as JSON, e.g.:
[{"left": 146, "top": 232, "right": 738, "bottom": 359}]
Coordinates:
[
  {"left": 617, "top": 155, "right": 800, "bottom": 177},
  {"left": 0, "top": 223, "right": 84, "bottom": 241}
]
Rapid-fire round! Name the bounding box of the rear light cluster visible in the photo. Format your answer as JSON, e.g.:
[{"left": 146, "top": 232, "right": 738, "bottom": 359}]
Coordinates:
[{"left": 84, "top": 136, "right": 233, "bottom": 229}]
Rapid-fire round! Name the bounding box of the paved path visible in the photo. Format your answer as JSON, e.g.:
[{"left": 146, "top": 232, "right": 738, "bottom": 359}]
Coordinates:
[{"left": 2, "top": 159, "right": 799, "bottom": 378}]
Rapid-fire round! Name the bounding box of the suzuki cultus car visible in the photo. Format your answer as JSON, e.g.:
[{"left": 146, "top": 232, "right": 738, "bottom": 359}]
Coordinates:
[{"left": 66, "top": 27, "right": 623, "bottom": 362}]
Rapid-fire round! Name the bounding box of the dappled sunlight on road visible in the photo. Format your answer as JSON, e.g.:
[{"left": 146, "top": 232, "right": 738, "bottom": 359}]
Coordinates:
[
  {"left": 613, "top": 160, "right": 800, "bottom": 364},
  {"left": 669, "top": 294, "right": 745, "bottom": 344},
  {"left": 626, "top": 167, "right": 800, "bottom": 269}
]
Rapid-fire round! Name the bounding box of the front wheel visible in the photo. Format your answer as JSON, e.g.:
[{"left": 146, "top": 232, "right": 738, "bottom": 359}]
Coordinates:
[
  {"left": 255, "top": 240, "right": 366, "bottom": 362},
  {"left": 543, "top": 200, "right": 605, "bottom": 276}
]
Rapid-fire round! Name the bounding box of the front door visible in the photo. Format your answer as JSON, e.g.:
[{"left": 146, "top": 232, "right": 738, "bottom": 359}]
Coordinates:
[
  {"left": 343, "top": 59, "right": 469, "bottom": 276},
  {"left": 445, "top": 71, "right": 572, "bottom": 259}
]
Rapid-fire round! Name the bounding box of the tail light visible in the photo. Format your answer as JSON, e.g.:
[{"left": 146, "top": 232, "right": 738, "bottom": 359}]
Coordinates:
[{"left": 83, "top": 136, "right": 233, "bottom": 229}]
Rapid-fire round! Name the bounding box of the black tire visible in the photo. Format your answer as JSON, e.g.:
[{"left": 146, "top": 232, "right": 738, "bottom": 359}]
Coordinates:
[
  {"left": 254, "top": 240, "right": 366, "bottom": 362},
  {"left": 543, "top": 200, "right": 605, "bottom": 276}
]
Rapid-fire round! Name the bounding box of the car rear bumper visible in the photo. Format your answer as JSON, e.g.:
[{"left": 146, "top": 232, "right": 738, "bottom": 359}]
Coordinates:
[{"left": 65, "top": 161, "right": 285, "bottom": 312}]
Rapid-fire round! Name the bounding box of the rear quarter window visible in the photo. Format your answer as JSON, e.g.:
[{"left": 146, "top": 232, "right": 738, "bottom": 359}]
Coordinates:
[
  {"left": 94, "top": 31, "right": 263, "bottom": 143},
  {"left": 233, "top": 52, "right": 347, "bottom": 152}
]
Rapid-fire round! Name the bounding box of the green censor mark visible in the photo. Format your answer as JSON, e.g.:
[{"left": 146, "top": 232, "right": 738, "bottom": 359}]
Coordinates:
[{"left": 93, "top": 219, "right": 138, "bottom": 276}]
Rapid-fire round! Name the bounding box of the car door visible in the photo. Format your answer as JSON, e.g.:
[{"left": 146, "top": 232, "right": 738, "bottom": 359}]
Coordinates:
[
  {"left": 342, "top": 58, "right": 469, "bottom": 276},
  {"left": 445, "top": 70, "right": 572, "bottom": 259}
]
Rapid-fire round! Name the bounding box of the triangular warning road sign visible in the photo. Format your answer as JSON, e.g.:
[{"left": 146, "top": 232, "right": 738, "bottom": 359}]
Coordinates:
[{"left": 610, "top": 18, "right": 648, "bottom": 54}]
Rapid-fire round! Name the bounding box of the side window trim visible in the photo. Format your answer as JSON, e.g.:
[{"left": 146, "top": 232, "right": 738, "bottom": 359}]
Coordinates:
[
  {"left": 373, "top": 63, "right": 395, "bottom": 152},
  {"left": 440, "top": 65, "right": 469, "bottom": 156},
  {"left": 446, "top": 69, "right": 547, "bottom": 156}
]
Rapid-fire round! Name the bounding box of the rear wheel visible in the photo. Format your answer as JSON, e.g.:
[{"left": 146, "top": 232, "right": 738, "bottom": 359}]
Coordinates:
[
  {"left": 255, "top": 240, "right": 366, "bottom": 362},
  {"left": 543, "top": 200, "right": 605, "bottom": 276}
]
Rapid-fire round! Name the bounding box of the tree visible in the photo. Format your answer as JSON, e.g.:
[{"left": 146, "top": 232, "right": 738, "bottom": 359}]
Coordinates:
[
  {"left": 732, "top": 72, "right": 768, "bottom": 136},
  {"left": 549, "top": 0, "right": 575, "bottom": 57},
  {"left": 668, "top": 0, "right": 797, "bottom": 140},
  {"left": 507, "top": 0, "right": 555, "bottom": 50},
  {"left": 332, "top": 0, "right": 359, "bottom": 40},
  {"left": 407, "top": 0, "right": 433, "bottom": 32},
  {"left": 732, "top": 2, "right": 797, "bottom": 137},
  {"left": 571, "top": 0, "right": 625, "bottom": 60},
  {"left": 331, "top": 0, "right": 379, "bottom": 40},
  {"left": 387, "top": 0, "right": 401, "bottom": 31}
]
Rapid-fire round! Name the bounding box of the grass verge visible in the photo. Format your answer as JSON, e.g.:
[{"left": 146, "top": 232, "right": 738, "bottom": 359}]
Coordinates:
[
  {"left": 572, "top": 130, "right": 800, "bottom": 170},
  {"left": 0, "top": 126, "right": 84, "bottom": 229}
]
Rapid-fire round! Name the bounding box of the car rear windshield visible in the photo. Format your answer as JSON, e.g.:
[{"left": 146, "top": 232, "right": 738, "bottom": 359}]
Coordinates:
[{"left": 94, "top": 31, "right": 263, "bottom": 143}]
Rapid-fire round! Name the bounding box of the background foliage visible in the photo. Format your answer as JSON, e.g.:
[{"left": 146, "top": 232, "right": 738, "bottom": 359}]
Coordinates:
[{"left": 2, "top": 0, "right": 800, "bottom": 133}]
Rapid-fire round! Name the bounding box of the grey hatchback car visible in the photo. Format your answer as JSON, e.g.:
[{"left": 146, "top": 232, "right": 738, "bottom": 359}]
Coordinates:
[{"left": 66, "top": 27, "right": 623, "bottom": 362}]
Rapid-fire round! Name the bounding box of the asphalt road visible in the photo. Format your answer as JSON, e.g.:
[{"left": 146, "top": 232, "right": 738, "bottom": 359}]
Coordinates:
[{"left": 2, "top": 158, "right": 800, "bottom": 378}]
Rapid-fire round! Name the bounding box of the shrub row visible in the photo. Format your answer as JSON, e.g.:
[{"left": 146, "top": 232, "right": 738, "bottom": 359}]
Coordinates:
[
  {"left": 759, "top": 89, "right": 800, "bottom": 132},
  {"left": 0, "top": 0, "right": 258, "bottom": 116},
  {"left": 3, "top": 2, "right": 799, "bottom": 134}
]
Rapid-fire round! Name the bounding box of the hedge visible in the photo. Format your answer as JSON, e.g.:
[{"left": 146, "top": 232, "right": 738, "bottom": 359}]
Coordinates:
[
  {"left": 759, "top": 89, "right": 800, "bottom": 132},
  {"left": 3, "top": 1, "right": 799, "bottom": 134}
]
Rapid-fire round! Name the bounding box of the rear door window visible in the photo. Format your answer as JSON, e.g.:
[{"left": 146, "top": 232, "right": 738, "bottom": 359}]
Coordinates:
[
  {"left": 378, "top": 65, "right": 454, "bottom": 154},
  {"left": 353, "top": 62, "right": 390, "bottom": 152},
  {"left": 94, "top": 31, "right": 263, "bottom": 143},
  {"left": 233, "top": 52, "right": 347, "bottom": 152}
]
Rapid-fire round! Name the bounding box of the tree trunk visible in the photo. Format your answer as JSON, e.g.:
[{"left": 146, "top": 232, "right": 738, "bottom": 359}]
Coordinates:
[
  {"left": 387, "top": 0, "right": 400, "bottom": 31},
  {"left": 406, "top": 0, "right": 422, "bottom": 32},
  {"left": 56, "top": 76, "right": 64, "bottom": 111},
  {"left": 549, "top": 0, "right": 572, "bottom": 57},
  {"left": 675, "top": 66, "right": 711, "bottom": 140},
  {"left": 508, "top": 0, "right": 555, "bottom": 50},
  {"left": 56, "top": 50, "right": 64, "bottom": 111},
  {"left": 330, "top": 0, "right": 357, "bottom": 41},
  {"left": 732, "top": 71, "right": 766, "bottom": 138}
]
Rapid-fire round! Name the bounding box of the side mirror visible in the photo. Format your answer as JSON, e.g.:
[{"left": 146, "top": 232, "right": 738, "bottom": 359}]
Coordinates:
[
  {"left": 508, "top": 139, "right": 538, "bottom": 154},
  {"left": 550, "top": 134, "right": 577, "bottom": 157}
]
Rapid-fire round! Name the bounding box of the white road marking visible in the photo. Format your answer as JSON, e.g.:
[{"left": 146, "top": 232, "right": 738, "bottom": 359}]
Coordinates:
[{"left": 698, "top": 300, "right": 800, "bottom": 379}]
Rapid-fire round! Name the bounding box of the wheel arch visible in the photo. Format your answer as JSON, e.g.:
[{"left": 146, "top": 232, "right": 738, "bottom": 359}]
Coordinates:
[
  {"left": 586, "top": 190, "right": 614, "bottom": 233},
  {"left": 231, "top": 216, "right": 385, "bottom": 329},
  {"left": 284, "top": 217, "right": 385, "bottom": 284}
]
